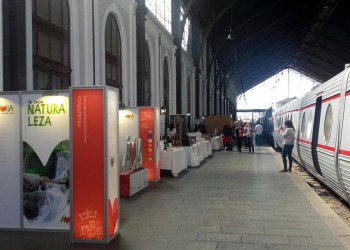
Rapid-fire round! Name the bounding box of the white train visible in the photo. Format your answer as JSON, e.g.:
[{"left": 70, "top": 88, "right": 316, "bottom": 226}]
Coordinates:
[{"left": 273, "top": 64, "right": 350, "bottom": 203}]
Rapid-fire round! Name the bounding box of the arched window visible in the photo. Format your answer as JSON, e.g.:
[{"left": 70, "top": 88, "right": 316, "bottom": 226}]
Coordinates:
[
  {"left": 324, "top": 104, "right": 332, "bottom": 144},
  {"left": 32, "top": 0, "right": 71, "bottom": 90},
  {"left": 144, "top": 43, "right": 151, "bottom": 106},
  {"left": 163, "top": 58, "right": 169, "bottom": 125},
  {"left": 187, "top": 76, "right": 191, "bottom": 113},
  {"left": 105, "top": 14, "right": 122, "bottom": 102}
]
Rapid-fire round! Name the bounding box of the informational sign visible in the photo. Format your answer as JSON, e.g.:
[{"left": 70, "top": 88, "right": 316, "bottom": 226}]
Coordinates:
[
  {"left": 21, "top": 92, "right": 70, "bottom": 230},
  {"left": 139, "top": 108, "right": 159, "bottom": 182},
  {"left": 71, "top": 87, "right": 119, "bottom": 243},
  {"left": 71, "top": 89, "right": 105, "bottom": 240},
  {"left": 170, "top": 114, "right": 187, "bottom": 138},
  {"left": 0, "top": 93, "right": 21, "bottom": 228}
]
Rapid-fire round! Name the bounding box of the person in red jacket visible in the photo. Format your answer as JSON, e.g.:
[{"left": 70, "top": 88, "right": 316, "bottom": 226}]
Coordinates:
[{"left": 235, "top": 123, "right": 244, "bottom": 152}]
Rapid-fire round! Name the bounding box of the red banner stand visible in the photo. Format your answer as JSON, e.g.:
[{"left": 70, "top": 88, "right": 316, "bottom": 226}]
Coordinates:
[{"left": 70, "top": 86, "right": 119, "bottom": 244}]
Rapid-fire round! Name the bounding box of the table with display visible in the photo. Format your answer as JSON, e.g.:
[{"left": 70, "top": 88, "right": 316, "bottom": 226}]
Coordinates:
[{"left": 160, "top": 147, "right": 188, "bottom": 177}]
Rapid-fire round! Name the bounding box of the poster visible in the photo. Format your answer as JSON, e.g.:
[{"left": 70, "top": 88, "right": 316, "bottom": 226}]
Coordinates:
[
  {"left": 139, "top": 108, "right": 159, "bottom": 182},
  {"left": 106, "top": 89, "right": 119, "bottom": 238},
  {"left": 22, "top": 92, "right": 70, "bottom": 230},
  {"left": 71, "top": 89, "right": 105, "bottom": 240},
  {"left": 170, "top": 114, "right": 187, "bottom": 138},
  {"left": 0, "top": 94, "right": 21, "bottom": 228}
]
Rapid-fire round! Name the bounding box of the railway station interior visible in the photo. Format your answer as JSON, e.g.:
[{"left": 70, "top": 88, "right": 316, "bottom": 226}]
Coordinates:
[{"left": 1, "top": 0, "right": 350, "bottom": 249}]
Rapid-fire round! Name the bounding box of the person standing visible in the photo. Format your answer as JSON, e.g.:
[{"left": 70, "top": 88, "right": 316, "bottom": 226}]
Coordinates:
[
  {"left": 235, "top": 123, "right": 244, "bottom": 152},
  {"left": 254, "top": 122, "right": 263, "bottom": 146},
  {"left": 243, "top": 123, "right": 248, "bottom": 148},
  {"left": 246, "top": 122, "right": 254, "bottom": 153},
  {"left": 279, "top": 120, "right": 295, "bottom": 172},
  {"left": 166, "top": 122, "right": 177, "bottom": 139},
  {"left": 223, "top": 124, "right": 233, "bottom": 151}
]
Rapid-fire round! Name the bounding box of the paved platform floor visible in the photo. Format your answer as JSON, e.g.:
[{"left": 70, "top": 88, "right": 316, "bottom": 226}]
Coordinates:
[{"left": 1, "top": 146, "right": 350, "bottom": 249}]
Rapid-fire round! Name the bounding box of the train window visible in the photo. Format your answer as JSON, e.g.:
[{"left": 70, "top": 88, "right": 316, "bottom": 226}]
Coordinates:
[
  {"left": 307, "top": 111, "right": 313, "bottom": 139},
  {"left": 301, "top": 112, "right": 306, "bottom": 138},
  {"left": 290, "top": 114, "right": 293, "bottom": 123},
  {"left": 324, "top": 104, "right": 333, "bottom": 144}
]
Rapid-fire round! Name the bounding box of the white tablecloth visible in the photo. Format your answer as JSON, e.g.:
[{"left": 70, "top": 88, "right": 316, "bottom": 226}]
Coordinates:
[
  {"left": 211, "top": 136, "right": 221, "bottom": 150},
  {"left": 197, "top": 140, "right": 208, "bottom": 159},
  {"left": 160, "top": 147, "right": 187, "bottom": 177},
  {"left": 206, "top": 140, "right": 212, "bottom": 156},
  {"left": 183, "top": 144, "right": 200, "bottom": 167}
]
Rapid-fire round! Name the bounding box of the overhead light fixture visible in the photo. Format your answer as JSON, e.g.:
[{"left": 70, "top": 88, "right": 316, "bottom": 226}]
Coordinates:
[
  {"left": 227, "top": 29, "right": 234, "bottom": 40},
  {"left": 160, "top": 106, "right": 166, "bottom": 115},
  {"left": 227, "top": 7, "right": 234, "bottom": 40}
]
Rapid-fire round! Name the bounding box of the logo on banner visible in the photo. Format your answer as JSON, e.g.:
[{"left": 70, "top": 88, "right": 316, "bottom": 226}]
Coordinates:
[
  {"left": 125, "top": 113, "right": 134, "bottom": 119},
  {"left": 78, "top": 209, "right": 103, "bottom": 239},
  {"left": 0, "top": 104, "right": 14, "bottom": 115},
  {"left": 27, "top": 100, "right": 66, "bottom": 126}
]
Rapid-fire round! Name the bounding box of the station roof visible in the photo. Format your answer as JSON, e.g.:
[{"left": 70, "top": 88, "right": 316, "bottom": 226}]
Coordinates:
[{"left": 188, "top": 0, "right": 350, "bottom": 100}]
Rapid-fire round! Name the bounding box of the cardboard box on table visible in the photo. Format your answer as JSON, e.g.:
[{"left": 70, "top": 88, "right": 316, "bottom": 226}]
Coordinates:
[{"left": 70, "top": 86, "right": 119, "bottom": 243}]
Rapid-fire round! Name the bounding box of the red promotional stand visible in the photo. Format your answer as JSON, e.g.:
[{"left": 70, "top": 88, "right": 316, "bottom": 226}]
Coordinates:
[
  {"left": 70, "top": 86, "right": 119, "bottom": 243},
  {"left": 139, "top": 107, "right": 160, "bottom": 182}
]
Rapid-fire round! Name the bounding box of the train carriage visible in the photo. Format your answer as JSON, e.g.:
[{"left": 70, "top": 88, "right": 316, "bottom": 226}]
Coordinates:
[
  {"left": 273, "top": 64, "right": 350, "bottom": 203},
  {"left": 299, "top": 72, "right": 344, "bottom": 195}
]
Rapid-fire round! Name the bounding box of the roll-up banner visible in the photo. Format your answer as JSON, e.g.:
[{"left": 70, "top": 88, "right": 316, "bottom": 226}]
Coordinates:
[
  {"left": 0, "top": 93, "right": 21, "bottom": 229},
  {"left": 70, "top": 86, "right": 119, "bottom": 244},
  {"left": 139, "top": 107, "right": 160, "bottom": 182},
  {"left": 21, "top": 91, "right": 70, "bottom": 230}
]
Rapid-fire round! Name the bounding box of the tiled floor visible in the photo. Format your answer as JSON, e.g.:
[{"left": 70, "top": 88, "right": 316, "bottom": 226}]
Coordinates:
[{"left": 1, "top": 146, "right": 350, "bottom": 249}]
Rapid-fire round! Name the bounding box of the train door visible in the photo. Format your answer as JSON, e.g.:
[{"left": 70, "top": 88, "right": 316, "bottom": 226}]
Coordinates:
[
  {"left": 299, "top": 103, "right": 319, "bottom": 176},
  {"left": 337, "top": 68, "right": 350, "bottom": 200},
  {"left": 311, "top": 97, "right": 322, "bottom": 175}
]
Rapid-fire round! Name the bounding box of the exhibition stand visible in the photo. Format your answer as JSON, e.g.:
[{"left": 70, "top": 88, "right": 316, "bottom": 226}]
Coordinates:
[
  {"left": 70, "top": 86, "right": 119, "bottom": 243},
  {"left": 0, "top": 91, "right": 70, "bottom": 230},
  {"left": 118, "top": 108, "right": 149, "bottom": 196}
]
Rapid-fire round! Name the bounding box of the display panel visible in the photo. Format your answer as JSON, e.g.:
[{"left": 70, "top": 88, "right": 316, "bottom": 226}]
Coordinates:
[
  {"left": 139, "top": 108, "right": 159, "bottom": 181},
  {"left": 0, "top": 94, "right": 21, "bottom": 228},
  {"left": 71, "top": 89, "right": 105, "bottom": 240},
  {"left": 22, "top": 92, "right": 70, "bottom": 230}
]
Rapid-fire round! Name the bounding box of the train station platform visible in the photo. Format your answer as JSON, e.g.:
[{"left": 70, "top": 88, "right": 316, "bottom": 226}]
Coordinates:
[{"left": 1, "top": 146, "right": 350, "bottom": 249}]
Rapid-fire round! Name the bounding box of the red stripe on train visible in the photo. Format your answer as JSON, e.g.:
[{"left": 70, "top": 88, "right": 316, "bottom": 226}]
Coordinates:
[
  {"left": 317, "top": 144, "right": 335, "bottom": 152},
  {"left": 299, "top": 139, "right": 311, "bottom": 145},
  {"left": 322, "top": 94, "right": 340, "bottom": 103},
  {"left": 339, "top": 150, "right": 350, "bottom": 156},
  {"left": 301, "top": 103, "right": 316, "bottom": 110}
]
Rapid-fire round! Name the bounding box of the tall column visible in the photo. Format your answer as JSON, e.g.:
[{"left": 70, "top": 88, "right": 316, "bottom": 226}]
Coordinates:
[
  {"left": 135, "top": 0, "right": 146, "bottom": 106},
  {"left": 172, "top": 0, "right": 182, "bottom": 113}
]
